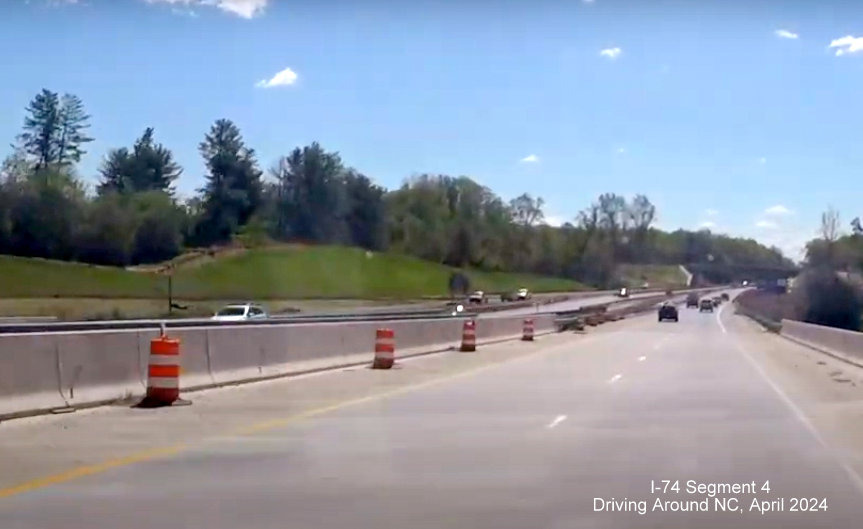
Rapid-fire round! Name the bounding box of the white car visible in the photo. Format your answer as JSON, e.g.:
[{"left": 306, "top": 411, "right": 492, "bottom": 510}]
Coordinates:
[
  {"left": 517, "top": 288, "right": 529, "bottom": 300},
  {"left": 468, "top": 291, "right": 486, "bottom": 304},
  {"left": 211, "top": 303, "right": 269, "bottom": 322}
]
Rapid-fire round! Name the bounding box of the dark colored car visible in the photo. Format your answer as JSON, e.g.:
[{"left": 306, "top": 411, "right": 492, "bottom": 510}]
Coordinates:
[
  {"left": 658, "top": 303, "right": 678, "bottom": 322},
  {"left": 721, "top": 293, "right": 730, "bottom": 301},
  {"left": 699, "top": 299, "right": 714, "bottom": 312},
  {"left": 712, "top": 297, "right": 721, "bottom": 307},
  {"left": 686, "top": 293, "right": 699, "bottom": 308}
]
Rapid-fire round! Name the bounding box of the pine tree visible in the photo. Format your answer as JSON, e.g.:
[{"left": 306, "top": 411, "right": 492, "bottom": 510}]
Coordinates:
[{"left": 194, "top": 119, "right": 262, "bottom": 244}]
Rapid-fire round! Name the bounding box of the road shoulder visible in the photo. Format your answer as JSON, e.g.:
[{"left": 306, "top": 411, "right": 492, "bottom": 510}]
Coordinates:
[
  {"left": 725, "top": 310, "right": 863, "bottom": 481},
  {"left": 0, "top": 328, "right": 609, "bottom": 496}
]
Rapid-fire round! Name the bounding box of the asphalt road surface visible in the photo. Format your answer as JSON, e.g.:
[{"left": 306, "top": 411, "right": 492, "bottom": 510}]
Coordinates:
[
  {"left": 2, "top": 301, "right": 863, "bottom": 528},
  {"left": 480, "top": 291, "right": 652, "bottom": 318}
]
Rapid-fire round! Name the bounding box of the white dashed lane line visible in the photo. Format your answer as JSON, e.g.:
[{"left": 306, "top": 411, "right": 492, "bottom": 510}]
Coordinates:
[{"left": 546, "top": 415, "right": 567, "bottom": 429}]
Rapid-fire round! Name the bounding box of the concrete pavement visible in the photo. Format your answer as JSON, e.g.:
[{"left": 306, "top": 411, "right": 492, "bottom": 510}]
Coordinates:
[{"left": 2, "top": 302, "right": 863, "bottom": 528}]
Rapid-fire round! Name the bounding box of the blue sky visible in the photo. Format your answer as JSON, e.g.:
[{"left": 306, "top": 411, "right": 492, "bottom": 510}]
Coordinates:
[{"left": 2, "top": 0, "right": 863, "bottom": 260}]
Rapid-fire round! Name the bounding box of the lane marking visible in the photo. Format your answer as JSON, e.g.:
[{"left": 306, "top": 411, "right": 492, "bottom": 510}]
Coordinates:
[
  {"left": 716, "top": 302, "right": 728, "bottom": 334},
  {"left": 610, "top": 374, "right": 623, "bottom": 383},
  {"left": 726, "top": 323, "right": 863, "bottom": 497},
  {"left": 0, "top": 331, "right": 618, "bottom": 499},
  {"left": 546, "top": 415, "right": 567, "bottom": 429},
  {"left": 0, "top": 445, "right": 185, "bottom": 500},
  {"left": 638, "top": 356, "right": 647, "bottom": 362}
]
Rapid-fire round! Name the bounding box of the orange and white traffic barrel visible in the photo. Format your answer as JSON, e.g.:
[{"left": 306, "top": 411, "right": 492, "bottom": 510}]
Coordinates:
[
  {"left": 460, "top": 320, "right": 477, "bottom": 352},
  {"left": 372, "top": 328, "right": 395, "bottom": 369},
  {"left": 522, "top": 318, "right": 535, "bottom": 341},
  {"left": 140, "top": 334, "right": 181, "bottom": 407}
]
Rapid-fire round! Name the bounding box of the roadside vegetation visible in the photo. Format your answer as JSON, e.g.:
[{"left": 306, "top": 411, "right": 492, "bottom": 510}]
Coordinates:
[
  {"left": 615, "top": 264, "right": 688, "bottom": 289},
  {"left": 0, "top": 89, "right": 792, "bottom": 313},
  {"left": 0, "top": 247, "right": 586, "bottom": 319},
  {"left": 737, "top": 207, "right": 863, "bottom": 332}
]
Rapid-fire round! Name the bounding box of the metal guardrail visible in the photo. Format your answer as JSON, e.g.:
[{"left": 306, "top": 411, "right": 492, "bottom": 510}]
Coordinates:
[
  {"left": 0, "top": 286, "right": 728, "bottom": 335},
  {"left": 0, "top": 311, "right": 473, "bottom": 334}
]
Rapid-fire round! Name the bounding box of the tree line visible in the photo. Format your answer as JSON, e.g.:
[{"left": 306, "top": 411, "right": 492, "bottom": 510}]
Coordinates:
[{"left": 0, "top": 89, "right": 792, "bottom": 287}]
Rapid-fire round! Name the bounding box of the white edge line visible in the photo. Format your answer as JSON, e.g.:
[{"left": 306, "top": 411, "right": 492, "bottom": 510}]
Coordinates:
[
  {"left": 725, "top": 307, "right": 863, "bottom": 497},
  {"left": 610, "top": 374, "right": 623, "bottom": 383},
  {"left": 547, "top": 415, "right": 567, "bottom": 428},
  {"left": 716, "top": 302, "right": 728, "bottom": 334}
]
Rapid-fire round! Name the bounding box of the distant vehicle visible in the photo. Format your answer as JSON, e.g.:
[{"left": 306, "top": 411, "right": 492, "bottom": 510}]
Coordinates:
[
  {"left": 699, "top": 299, "right": 714, "bottom": 313},
  {"left": 517, "top": 288, "right": 530, "bottom": 300},
  {"left": 468, "top": 291, "right": 486, "bottom": 304},
  {"left": 686, "top": 293, "right": 699, "bottom": 308},
  {"left": 500, "top": 291, "right": 517, "bottom": 302},
  {"left": 721, "top": 293, "right": 730, "bottom": 301},
  {"left": 665, "top": 289, "right": 674, "bottom": 296},
  {"left": 712, "top": 297, "right": 721, "bottom": 307},
  {"left": 658, "top": 303, "right": 678, "bottom": 322},
  {"left": 617, "top": 287, "right": 630, "bottom": 298},
  {"left": 212, "top": 303, "right": 269, "bottom": 322}
]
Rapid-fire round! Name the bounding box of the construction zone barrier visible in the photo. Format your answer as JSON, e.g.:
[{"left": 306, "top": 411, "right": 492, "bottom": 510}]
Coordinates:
[
  {"left": 522, "top": 319, "right": 535, "bottom": 341},
  {"left": 1, "top": 313, "right": 562, "bottom": 420},
  {"left": 137, "top": 332, "right": 182, "bottom": 408},
  {"left": 460, "top": 320, "right": 477, "bottom": 352},
  {"left": 372, "top": 328, "right": 395, "bottom": 369}
]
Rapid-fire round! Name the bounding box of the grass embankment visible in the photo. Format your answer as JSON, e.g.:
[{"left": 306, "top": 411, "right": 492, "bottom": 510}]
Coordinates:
[
  {"left": 617, "top": 264, "right": 688, "bottom": 288},
  {"left": 0, "top": 247, "right": 588, "bottom": 319},
  {"left": 733, "top": 290, "right": 797, "bottom": 332}
]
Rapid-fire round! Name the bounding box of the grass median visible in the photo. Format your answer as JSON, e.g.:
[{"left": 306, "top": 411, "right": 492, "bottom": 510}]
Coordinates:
[{"left": 0, "top": 246, "right": 589, "bottom": 319}]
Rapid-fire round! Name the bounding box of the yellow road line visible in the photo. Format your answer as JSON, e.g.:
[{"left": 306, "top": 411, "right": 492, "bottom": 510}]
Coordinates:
[
  {"left": 0, "top": 445, "right": 185, "bottom": 499},
  {"left": 0, "top": 332, "right": 604, "bottom": 500}
]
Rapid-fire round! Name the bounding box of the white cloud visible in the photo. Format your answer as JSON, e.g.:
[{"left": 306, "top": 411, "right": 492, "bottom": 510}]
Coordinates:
[
  {"left": 774, "top": 29, "right": 799, "bottom": 40},
  {"left": 698, "top": 221, "right": 716, "bottom": 230},
  {"left": 829, "top": 35, "right": 863, "bottom": 56},
  {"left": 255, "top": 67, "right": 298, "bottom": 88},
  {"left": 582, "top": 0, "right": 595, "bottom": 3},
  {"left": 600, "top": 47, "right": 622, "bottom": 60},
  {"left": 755, "top": 219, "right": 778, "bottom": 229},
  {"left": 520, "top": 154, "right": 539, "bottom": 163},
  {"left": 744, "top": 224, "right": 809, "bottom": 263},
  {"left": 544, "top": 215, "right": 568, "bottom": 227},
  {"left": 764, "top": 204, "right": 793, "bottom": 216},
  {"left": 758, "top": 157, "right": 767, "bottom": 164},
  {"left": 705, "top": 208, "right": 718, "bottom": 216},
  {"left": 144, "top": 0, "right": 268, "bottom": 19},
  {"left": 616, "top": 147, "right": 625, "bottom": 154}
]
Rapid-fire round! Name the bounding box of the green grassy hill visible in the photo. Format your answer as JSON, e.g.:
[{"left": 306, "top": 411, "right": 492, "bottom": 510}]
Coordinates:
[
  {"left": 616, "top": 264, "right": 689, "bottom": 288},
  {"left": 0, "top": 246, "right": 587, "bottom": 301}
]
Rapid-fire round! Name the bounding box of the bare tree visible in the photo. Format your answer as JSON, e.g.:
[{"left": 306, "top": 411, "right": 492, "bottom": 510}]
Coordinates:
[{"left": 821, "top": 206, "right": 840, "bottom": 242}]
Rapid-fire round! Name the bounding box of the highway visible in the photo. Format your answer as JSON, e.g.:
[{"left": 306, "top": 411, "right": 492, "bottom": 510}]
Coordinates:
[
  {"left": 2, "top": 298, "right": 863, "bottom": 528},
  {"left": 479, "top": 290, "right": 668, "bottom": 318}
]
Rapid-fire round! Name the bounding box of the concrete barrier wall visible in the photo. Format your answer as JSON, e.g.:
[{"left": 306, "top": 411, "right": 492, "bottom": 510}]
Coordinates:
[
  {"left": 0, "top": 335, "right": 67, "bottom": 417},
  {"left": 59, "top": 331, "right": 144, "bottom": 407},
  {"left": 0, "top": 315, "right": 557, "bottom": 419},
  {"left": 780, "top": 319, "right": 863, "bottom": 366}
]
